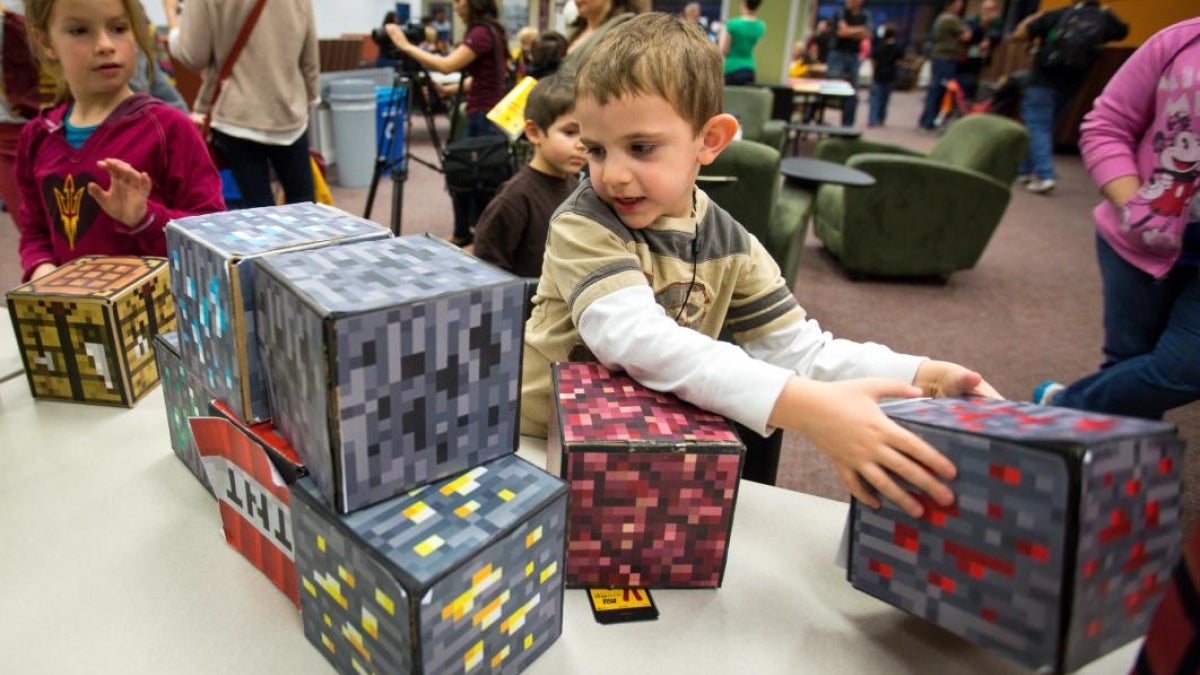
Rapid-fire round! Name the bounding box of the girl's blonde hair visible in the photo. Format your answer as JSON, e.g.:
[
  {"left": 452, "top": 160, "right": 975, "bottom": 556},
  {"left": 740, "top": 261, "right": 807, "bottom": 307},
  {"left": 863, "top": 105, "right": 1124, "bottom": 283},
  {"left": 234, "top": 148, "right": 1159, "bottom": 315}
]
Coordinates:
[{"left": 24, "top": 0, "right": 154, "bottom": 104}]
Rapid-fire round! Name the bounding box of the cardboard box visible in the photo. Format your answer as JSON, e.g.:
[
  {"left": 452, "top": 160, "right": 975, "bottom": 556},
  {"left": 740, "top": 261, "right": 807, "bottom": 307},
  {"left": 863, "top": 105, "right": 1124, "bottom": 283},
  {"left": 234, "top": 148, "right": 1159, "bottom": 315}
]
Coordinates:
[
  {"left": 291, "top": 454, "right": 567, "bottom": 675},
  {"left": 153, "top": 331, "right": 214, "bottom": 495},
  {"left": 548, "top": 362, "right": 745, "bottom": 588},
  {"left": 167, "top": 203, "right": 390, "bottom": 423},
  {"left": 7, "top": 255, "right": 174, "bottom": 406},
  {"left": 190, "top": 400, "right": 307, "bottom": 607},
  {"left": 848, "top": 397, "right": 1185, "bottom": 672},
  {"left": 255, "top": 235, "right": 526, "bottom": 513}
]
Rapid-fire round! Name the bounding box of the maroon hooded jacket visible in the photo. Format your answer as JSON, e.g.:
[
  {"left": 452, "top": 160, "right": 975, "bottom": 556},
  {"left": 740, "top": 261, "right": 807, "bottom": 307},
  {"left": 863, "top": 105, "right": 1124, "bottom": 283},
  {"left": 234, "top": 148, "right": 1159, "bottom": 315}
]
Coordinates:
[{"left": 15, "top": 93, "right": 225, "bottom": 281}]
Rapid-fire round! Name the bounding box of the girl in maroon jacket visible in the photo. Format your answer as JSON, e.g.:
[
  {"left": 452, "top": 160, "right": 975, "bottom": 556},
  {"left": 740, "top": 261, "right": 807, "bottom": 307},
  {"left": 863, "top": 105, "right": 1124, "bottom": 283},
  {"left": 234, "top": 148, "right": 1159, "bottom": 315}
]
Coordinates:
[{"left": 16, "top": 0, "right": 223, "bottom": 282}]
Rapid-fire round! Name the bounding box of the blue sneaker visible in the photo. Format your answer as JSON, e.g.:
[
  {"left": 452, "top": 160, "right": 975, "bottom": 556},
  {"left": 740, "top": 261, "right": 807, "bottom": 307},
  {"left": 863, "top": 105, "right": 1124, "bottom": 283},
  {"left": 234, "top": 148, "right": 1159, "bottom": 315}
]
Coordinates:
[{"left": 1032, "top": 380, "right": 1065, "bottom": 406}]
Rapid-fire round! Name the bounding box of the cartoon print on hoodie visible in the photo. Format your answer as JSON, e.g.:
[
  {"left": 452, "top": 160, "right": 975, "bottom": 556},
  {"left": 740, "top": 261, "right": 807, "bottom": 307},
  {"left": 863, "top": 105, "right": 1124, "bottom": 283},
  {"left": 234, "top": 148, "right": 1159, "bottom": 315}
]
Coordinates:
[{"left": 1123, "top": 113, "right": 1200, "bottom": 248}]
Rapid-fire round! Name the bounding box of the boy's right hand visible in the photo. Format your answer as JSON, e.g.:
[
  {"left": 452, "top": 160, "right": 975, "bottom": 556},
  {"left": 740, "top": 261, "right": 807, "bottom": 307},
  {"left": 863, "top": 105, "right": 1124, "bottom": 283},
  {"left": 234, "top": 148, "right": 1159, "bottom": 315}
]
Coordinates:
[{"left": 770, "top": 377, "right": 956, "bottom": 519}]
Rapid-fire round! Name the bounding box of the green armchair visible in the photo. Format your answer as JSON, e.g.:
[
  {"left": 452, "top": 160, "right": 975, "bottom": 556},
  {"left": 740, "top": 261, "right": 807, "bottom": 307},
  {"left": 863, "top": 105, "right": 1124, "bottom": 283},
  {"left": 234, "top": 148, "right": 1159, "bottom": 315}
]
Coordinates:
[
  {"left": 723, "top": 86, "right": 787, "bottom": 153},
  {"left": 698, "top": 139, "right": 813, "bottom": 289},
  {"left": 811, "top": 113, "right": 1029, "bottom": 279}
]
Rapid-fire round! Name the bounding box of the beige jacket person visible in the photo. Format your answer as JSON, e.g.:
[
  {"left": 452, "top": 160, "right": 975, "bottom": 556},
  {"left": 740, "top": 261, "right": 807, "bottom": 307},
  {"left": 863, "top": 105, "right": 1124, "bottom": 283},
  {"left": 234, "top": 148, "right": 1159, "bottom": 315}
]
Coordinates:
[{"left": 166, "top": 0, "right": 319, "bottom": 136}]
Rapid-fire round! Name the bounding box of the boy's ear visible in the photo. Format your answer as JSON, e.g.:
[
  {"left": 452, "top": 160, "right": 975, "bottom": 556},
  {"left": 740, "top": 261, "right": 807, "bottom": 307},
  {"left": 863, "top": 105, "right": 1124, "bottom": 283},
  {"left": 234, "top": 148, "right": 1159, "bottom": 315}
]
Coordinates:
[
  {"left": 523, "top": 119, "right": 545, "bottom": 144},
  {"left": 697, "top": 113, "right": 739, "bottom": 166}
]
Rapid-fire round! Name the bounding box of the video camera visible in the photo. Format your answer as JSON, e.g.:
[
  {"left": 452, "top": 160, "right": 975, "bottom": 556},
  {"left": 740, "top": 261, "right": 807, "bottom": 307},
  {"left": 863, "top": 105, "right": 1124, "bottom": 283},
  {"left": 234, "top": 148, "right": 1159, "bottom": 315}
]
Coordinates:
[{"left": 371, "top": 22, "right": 426, "bottom": 70}]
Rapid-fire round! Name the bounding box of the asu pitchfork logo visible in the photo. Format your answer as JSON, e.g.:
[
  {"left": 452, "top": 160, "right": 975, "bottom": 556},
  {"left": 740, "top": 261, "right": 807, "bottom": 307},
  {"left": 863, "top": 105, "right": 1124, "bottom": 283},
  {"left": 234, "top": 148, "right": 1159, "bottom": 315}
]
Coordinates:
[{"left": 53, "top": 174, "right": 85, "bottom": 248}]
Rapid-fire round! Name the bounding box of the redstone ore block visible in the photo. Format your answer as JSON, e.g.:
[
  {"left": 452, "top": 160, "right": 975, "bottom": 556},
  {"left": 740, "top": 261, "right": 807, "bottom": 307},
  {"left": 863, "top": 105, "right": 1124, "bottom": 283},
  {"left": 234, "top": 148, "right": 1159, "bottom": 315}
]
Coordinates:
[
  {"left": 849, "top": 397, "right": 1185, "bottom": 672},
  {"left": 548, "top": 362, "right": 745, "bottom": 588}
]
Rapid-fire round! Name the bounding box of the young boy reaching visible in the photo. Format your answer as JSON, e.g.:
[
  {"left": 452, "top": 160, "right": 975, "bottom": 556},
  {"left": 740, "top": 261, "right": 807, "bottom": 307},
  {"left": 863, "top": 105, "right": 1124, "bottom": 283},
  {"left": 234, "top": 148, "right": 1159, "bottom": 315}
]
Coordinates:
[
  {"left": 473, "top": 74, "right": 585, "bottom": 278},
  {"left": 521, "top": 13, "right": 1000, "bottom": 518}
]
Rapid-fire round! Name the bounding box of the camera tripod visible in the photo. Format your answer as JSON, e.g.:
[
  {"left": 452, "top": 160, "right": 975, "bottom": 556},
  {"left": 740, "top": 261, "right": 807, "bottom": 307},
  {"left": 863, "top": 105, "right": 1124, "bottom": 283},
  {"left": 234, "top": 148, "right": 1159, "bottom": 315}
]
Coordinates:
[{"left": 363, "top": 67, "right": 449, "bottom": 235}]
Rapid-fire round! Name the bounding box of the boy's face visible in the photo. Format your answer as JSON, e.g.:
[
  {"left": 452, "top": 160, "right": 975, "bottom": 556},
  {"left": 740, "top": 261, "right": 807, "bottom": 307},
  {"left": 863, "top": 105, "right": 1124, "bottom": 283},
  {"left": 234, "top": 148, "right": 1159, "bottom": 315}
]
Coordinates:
[
  {"left": 577, "top": 93, "right": 733, "bottom": 230},
  {"left": 527, "top": 112, "right": 586, "bottom": 179}
]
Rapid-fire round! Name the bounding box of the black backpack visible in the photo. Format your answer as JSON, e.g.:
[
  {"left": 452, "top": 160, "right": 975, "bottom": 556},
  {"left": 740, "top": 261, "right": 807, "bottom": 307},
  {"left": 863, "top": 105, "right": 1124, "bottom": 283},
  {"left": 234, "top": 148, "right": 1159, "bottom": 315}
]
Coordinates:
[
  {"left": 442, "top": 135, "right": 515, "bottom": 197},
  {"left": 1036, "top": 4, "right": 1108, "bottom": 72}
]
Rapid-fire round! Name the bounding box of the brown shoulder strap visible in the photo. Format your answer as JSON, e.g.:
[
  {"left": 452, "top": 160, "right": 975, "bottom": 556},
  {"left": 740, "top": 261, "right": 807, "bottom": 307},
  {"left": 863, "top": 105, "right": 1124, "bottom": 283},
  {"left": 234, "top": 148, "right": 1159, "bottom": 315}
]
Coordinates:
[{"left": 206, "top": 0, "right": 269, "bottom": 112}]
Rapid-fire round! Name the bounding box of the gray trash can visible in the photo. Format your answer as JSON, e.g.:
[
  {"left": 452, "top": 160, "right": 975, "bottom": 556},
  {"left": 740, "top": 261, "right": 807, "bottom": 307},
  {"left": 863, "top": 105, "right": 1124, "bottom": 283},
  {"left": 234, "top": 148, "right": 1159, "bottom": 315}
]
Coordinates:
[{"left": 328, "top": 79, "right": 377, "bottom": 188}]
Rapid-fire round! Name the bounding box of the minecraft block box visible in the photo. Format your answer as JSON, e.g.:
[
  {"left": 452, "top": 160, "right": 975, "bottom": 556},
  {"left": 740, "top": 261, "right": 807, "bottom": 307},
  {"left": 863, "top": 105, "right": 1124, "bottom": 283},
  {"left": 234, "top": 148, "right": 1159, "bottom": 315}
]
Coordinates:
[
  {"left": 7, "top": 255, "right": 174, "bottom": 406},
  {"left": 255, "top": 235, "right": 526, "bottom": 513},
  {"left": 153, "top": 331, "right": 214, "bottom": 495},
  {"left": 291, "top": 454, "right": 567, "bottom": 675},
  {"left": 548, "top": 362, "right": 745, "bottom": 588},
  {"left": 167, "top": 202, "right": 390, "bottom": 423},
  {"left": 190, "top": 400, "right": 306, "bottom": 606},
  {"left": 848, "top": 397, "right": 1185, "bottom": 673}
]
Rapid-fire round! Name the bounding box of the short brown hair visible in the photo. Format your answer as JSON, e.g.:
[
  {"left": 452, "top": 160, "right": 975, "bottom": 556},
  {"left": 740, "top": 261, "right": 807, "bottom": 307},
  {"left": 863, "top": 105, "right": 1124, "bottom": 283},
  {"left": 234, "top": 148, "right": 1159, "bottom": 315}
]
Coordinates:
[
  {"left": 575, "top": 13, "right": 722, "bottom": 134},
  {"left": 523, "top": 74, "right": 576, "bottom": 131}
]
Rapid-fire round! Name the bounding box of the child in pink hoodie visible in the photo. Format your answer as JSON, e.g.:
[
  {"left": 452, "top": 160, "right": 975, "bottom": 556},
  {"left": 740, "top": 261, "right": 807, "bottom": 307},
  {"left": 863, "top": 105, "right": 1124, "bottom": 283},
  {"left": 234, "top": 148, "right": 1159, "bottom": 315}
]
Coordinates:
[
  {"left": 1034, "top": 18, "right": 1200, "bottom": 420},
  {"left": 15, "top": 0, "right": 223, "bottom": 282}
]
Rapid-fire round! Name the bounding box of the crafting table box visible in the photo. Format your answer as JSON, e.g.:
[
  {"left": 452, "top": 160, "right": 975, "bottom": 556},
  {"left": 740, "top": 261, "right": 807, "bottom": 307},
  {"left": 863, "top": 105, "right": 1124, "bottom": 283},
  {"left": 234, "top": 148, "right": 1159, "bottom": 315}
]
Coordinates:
[
  {"left": 166, "top": 203, "right": 390, "bottom": 423},
  {"left": 291, "top": 454, "right": 567, "bottom": 675},
  {"left": 190, "top": 400, "right": 307, "bottom": 607},
  {"left": 848, "top": 397, "right": 1185, "bottom": 673},
  {"left": 7, "top": 255, "right": 174, "bottom": 406},
  {"left": 547, "top": 362, "right": 745, "bottom": 588},
  {"left": 255, "top": 234, "right": 526, "bottom": 514}
]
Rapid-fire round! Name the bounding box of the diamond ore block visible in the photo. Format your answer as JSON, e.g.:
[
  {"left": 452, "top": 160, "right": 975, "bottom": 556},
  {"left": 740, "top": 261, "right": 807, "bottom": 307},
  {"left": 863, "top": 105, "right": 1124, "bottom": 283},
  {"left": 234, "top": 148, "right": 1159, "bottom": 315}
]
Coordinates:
[
  {"left": 167, "top": 202, "right": 390, "bottom": 423},
  {"left": 848, "top": 397, "right": 1185, "bottom": 673},
  {"left": 291, "top": 454, "right": 567, "bottom": 675},
  {"left": 190, "top": 400, "right": 307, "bottom": 607},
  {"left": 7, "top": 255, "right": 174, "bottom": 406},
  {"left": 548, "top": 362, "right": 745, "bottom": 588},
  {"left": 255, "top": 235, "right": 526, "bottom": 514},
  {"left": 154, "top": 331, "right": 214, "bottom": 495}
]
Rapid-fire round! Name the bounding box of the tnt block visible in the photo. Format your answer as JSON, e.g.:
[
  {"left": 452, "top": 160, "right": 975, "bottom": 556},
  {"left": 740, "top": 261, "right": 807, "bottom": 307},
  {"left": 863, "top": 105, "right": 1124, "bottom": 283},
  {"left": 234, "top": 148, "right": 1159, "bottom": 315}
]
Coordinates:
[
  {"left": 154, "top": 331, "right": 214, "bottom": 495},
  {"left": 7, "top": 255, "right": 174, "bottom": 406},
  {"left": 255, "top": 235, "right": 526, "bottom": 513},
  {"left": 548, "top": 362, "right": 745, "bottom": 588},
  {"left": 848, "top": 397, "right": 1185, "bottom": 672},
  {"left": 190, "top": 400, "right": 307, "bottom": 606},
  {"left": 167, "top": 202, "right": 390, "bottom": 423},
  {"left": 291, "top": 454, "right": 567, "bottom": 675}
]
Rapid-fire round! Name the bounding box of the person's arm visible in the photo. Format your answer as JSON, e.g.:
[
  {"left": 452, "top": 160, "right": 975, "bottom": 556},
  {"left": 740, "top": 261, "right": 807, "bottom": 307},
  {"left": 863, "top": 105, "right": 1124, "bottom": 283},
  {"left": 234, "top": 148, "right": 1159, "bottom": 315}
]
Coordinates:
[
  {"left": 1011, "top": 10, "right": 1046, "bottom": 41},
  {"left": 300, "top": 4, "right": 320, "bottom": 105},
  {"left": 387, "top": 24, "right": 478, "bottom": 74},
  {"left": 719, "top": 25, "right": 731, "bottom": 55},
  {"left": 163, "top": 0, "right": 212, "bottom": 73},
  {"left": 1078, "top": 29, "right": 1165, "bottom": 206},
  {"left": 14, "top": 126, "right": 57, "bottom": 281}
]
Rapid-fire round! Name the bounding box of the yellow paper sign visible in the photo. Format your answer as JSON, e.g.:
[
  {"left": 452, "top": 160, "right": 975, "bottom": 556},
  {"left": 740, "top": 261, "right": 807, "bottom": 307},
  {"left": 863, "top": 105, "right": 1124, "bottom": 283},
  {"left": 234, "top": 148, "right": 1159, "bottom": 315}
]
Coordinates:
[
  {"left": 587, "top": 587, "right": 653, "bottom": 611},
  {"left": 487, "top": 76, "right": 538, "bottom": 141}
]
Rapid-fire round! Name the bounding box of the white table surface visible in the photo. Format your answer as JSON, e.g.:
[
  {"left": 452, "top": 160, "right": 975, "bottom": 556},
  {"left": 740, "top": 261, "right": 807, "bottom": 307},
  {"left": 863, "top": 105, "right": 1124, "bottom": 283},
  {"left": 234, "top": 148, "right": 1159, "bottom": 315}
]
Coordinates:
[{"left": 0, "top": 376, "right": 1142, "bottom": 674}]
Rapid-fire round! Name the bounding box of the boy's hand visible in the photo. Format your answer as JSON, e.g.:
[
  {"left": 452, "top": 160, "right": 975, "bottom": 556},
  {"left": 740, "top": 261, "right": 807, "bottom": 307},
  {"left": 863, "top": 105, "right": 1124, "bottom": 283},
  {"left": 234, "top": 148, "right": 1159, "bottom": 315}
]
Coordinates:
[
  {"left": 913, "top": 360, "right": 1001, "bottom": 399},
  {"left": 88, "top": 159, "right": 151, "bottom": 229},
  {"left": 772, "top": 377, "right": 956, "bottom": 519}
]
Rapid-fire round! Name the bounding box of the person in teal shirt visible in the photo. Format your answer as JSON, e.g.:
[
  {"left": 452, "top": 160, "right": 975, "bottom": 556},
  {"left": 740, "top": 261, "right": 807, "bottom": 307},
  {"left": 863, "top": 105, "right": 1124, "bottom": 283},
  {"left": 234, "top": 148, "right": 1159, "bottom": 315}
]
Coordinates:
[{"left": 720, "top": 0, "right": 765, "bottom": 85}]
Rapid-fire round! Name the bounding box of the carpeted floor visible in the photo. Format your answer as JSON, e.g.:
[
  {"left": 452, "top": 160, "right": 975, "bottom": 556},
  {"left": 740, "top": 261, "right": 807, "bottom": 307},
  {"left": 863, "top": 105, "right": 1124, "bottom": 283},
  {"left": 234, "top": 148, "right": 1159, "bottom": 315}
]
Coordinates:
[{"left": 3, "top": 87, "right": 1195, "bottom": 529}]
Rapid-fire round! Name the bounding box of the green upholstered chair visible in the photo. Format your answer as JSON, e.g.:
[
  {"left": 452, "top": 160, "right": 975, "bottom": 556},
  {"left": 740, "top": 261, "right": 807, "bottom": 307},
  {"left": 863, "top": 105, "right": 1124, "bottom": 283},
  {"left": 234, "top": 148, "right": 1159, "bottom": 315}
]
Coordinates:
[
  {"left": 811, "top": 113, "right": 1029, "bottom": 279},
  {"left": 698, "top": 139, "right": 813, "bottom": 290},
  {"left": 723, "top": 86, "right": 787, "bottom": 153}
]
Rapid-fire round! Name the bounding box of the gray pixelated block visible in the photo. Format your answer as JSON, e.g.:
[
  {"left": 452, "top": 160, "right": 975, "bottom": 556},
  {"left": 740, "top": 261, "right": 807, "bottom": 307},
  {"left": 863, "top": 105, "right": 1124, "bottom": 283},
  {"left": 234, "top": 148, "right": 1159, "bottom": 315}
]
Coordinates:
[
  {"left": 153, "top": 331, "right": 214, "bottom": 496},
  {"left": 255, "top": 235, "right": 526, "bottom": 513},
  {"left": 167, "top": 203, "right": 390, "bottom": 423},
  {"left": 848, "top": 397, "right": 1184, "bottom": 673},
  {"left": 291, "top": 454, "right": 567, "bottom": 675}
]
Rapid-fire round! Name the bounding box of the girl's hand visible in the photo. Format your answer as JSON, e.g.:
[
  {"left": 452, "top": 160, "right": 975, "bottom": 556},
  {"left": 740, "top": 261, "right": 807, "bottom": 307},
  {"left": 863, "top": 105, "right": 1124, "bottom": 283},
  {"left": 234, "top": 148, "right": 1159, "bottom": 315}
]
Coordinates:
[
  {"left": 88, "top": 159, "right": 151, "bottom": 228},
  {"left": 385, "top": 23, "right": 412, "bottom": 51},
  {"left": 31, "top": 262, "right": 58, "bottom": 280}
]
